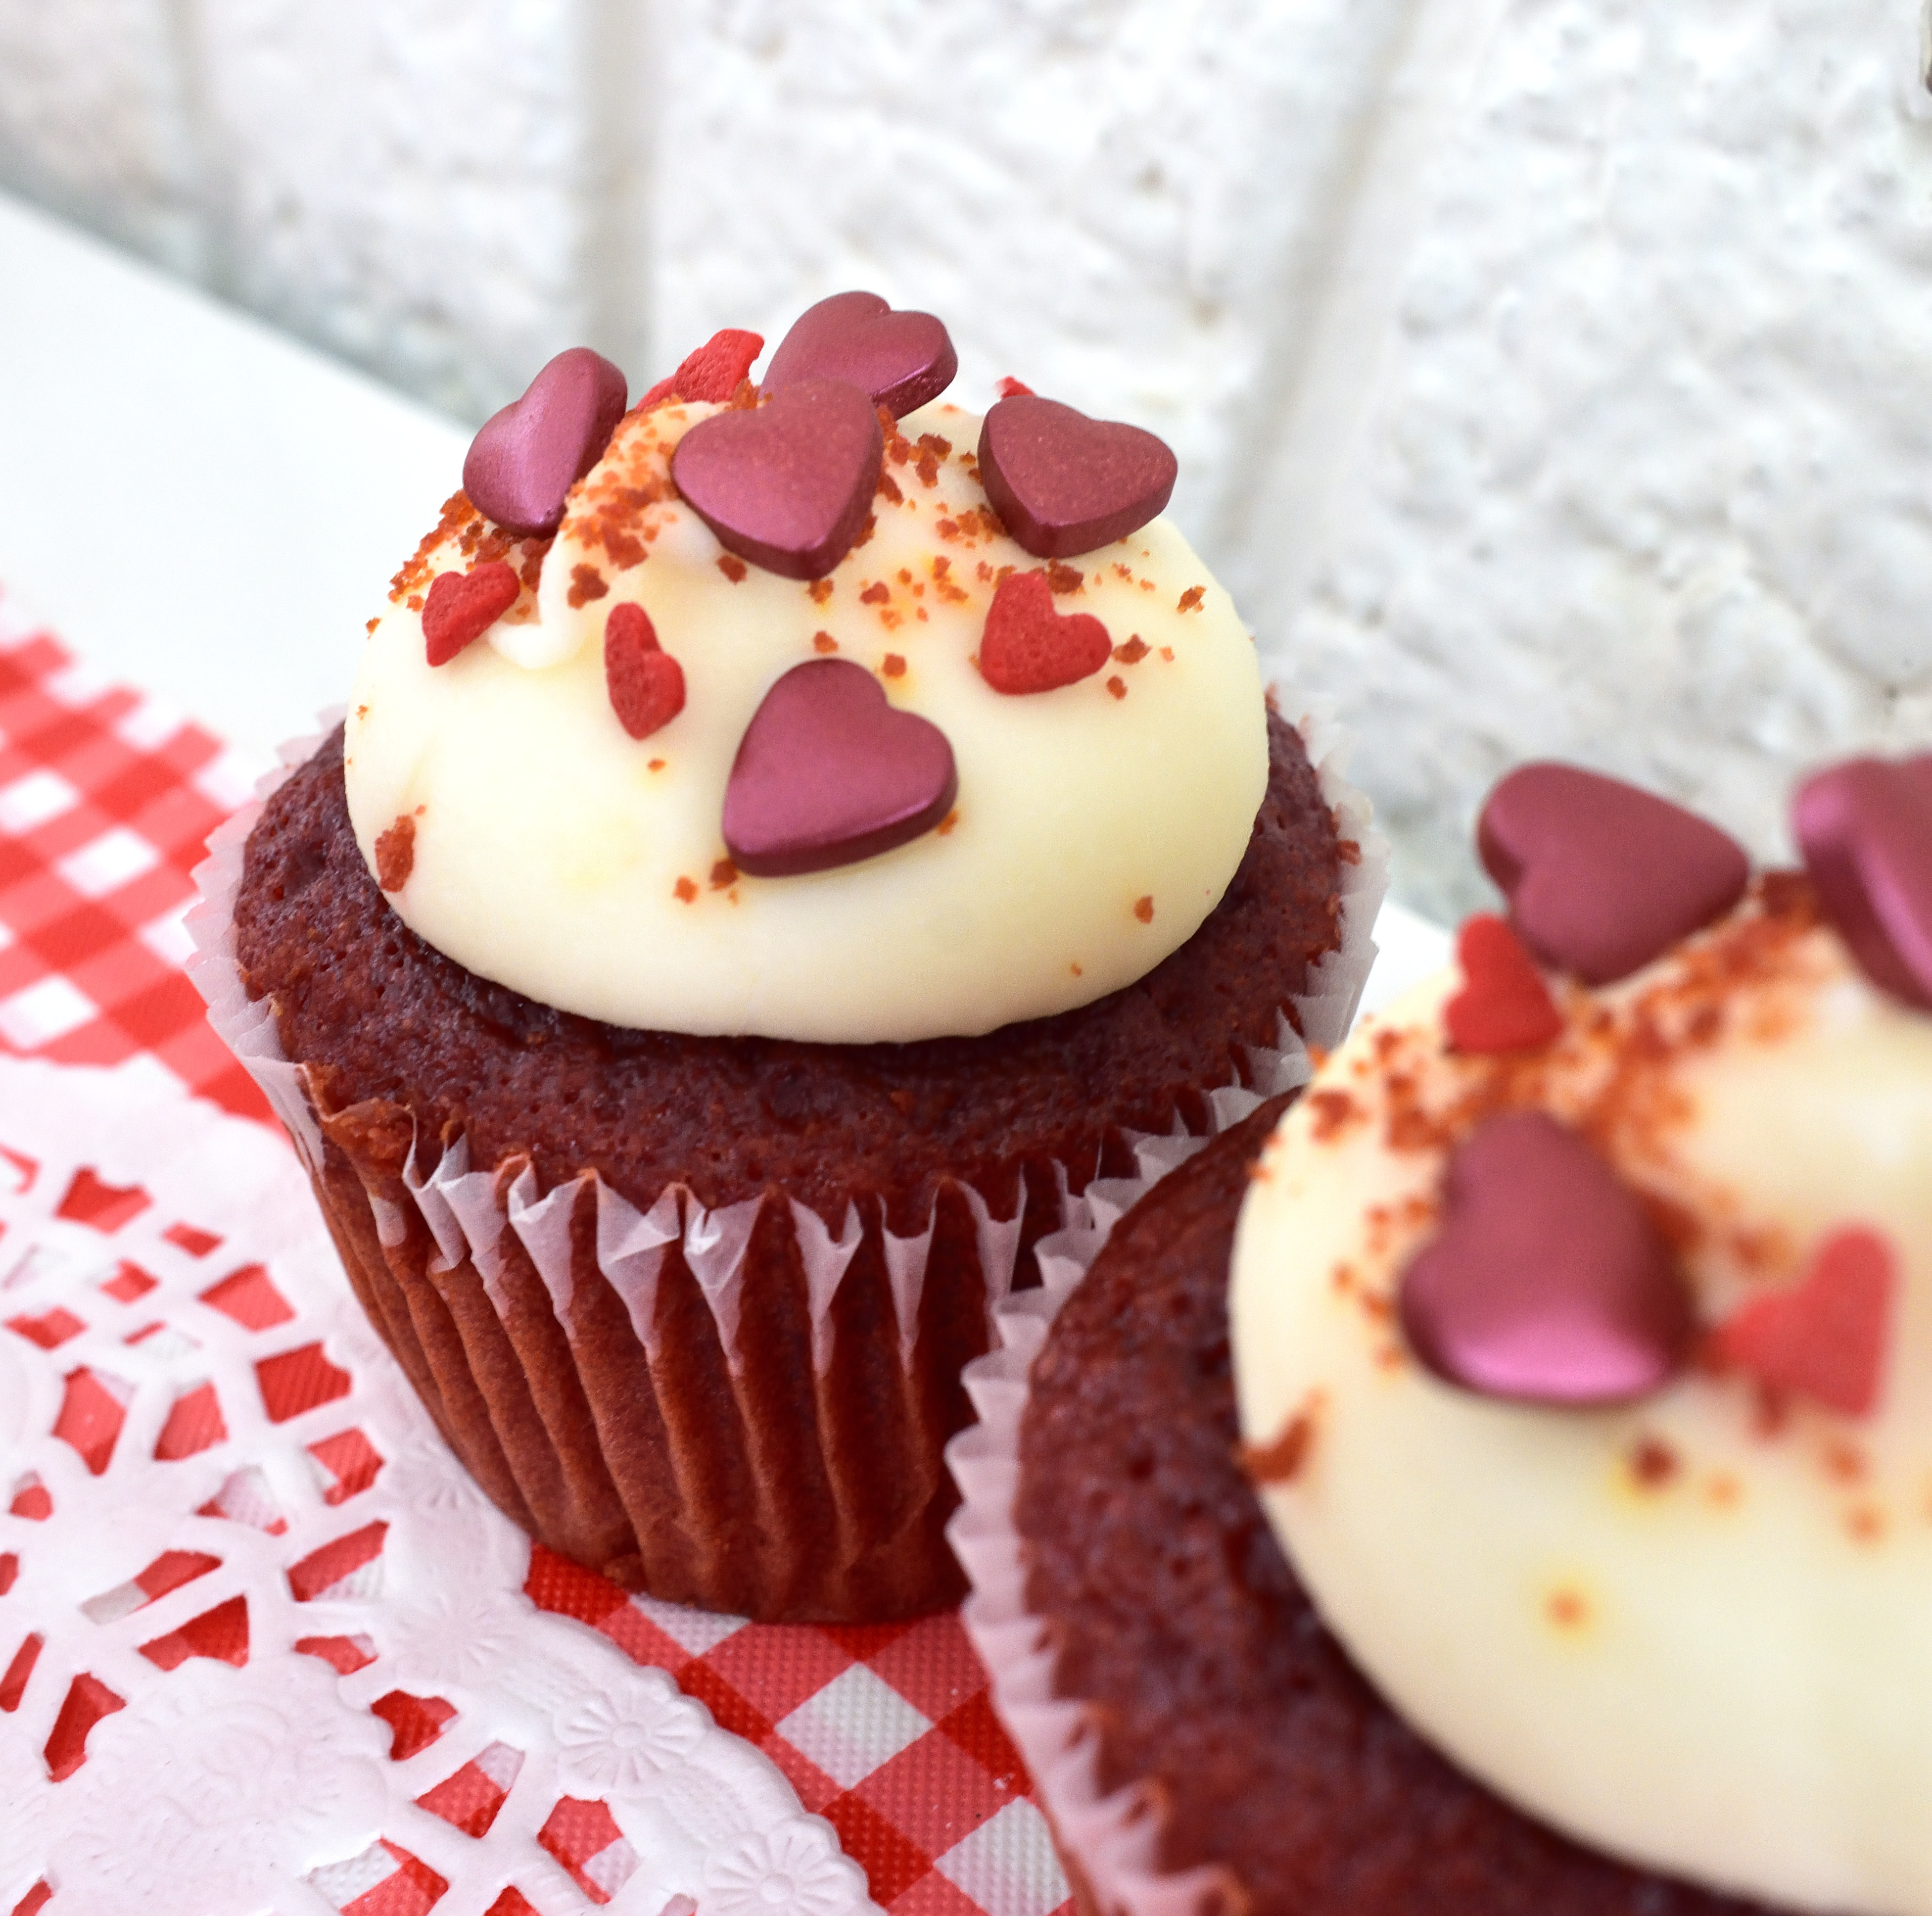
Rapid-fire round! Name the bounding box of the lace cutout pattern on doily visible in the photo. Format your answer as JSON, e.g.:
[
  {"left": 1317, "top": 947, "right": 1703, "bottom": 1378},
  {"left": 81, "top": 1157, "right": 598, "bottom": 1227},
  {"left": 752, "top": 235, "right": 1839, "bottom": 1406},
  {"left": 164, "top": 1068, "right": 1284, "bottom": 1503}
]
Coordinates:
[{"left": 0, "top": 1056, "right": 878, "bottom": 1916}]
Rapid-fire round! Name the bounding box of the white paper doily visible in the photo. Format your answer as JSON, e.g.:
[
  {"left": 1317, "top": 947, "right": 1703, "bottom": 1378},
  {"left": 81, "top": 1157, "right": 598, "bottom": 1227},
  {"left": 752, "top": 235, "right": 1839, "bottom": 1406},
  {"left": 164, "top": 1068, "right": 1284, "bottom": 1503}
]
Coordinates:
[{"left": 0, "top": 1054, "right": 879, "bottom": 1916}]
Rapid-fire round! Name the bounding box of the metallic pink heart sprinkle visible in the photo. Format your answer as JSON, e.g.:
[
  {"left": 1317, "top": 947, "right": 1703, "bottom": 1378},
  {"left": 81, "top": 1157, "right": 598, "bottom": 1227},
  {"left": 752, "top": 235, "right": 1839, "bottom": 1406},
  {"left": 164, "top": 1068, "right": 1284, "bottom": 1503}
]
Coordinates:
[
  {"left": 462, "top": 347, "right": 628, "bottom": 537},
  {"left": 1400, "top": 1111, "right": 1692, "bottom": 1406},
  {"left": 976, "top": 396, "right": 1178, "bottom": 560},
  {"left": 762, "top": 290, "right": 957, "bottom": 418},
  {"left": 1793, "top": 755, "right": 1932, "bottom": 1010},
  {"left": 723, "top": 660, "right": 957, "bottom": 877},
  {"left": 670, "top": 380, "right": 884, "bottom": 581},
  {"left": 1478, "top": 763, "right": 1748, "bottom": 984}
]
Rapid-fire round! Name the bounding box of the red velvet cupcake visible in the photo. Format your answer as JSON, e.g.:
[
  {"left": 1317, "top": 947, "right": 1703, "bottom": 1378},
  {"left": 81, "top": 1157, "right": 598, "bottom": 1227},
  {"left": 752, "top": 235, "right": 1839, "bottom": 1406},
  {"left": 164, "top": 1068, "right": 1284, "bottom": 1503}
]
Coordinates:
[
  {"left": 952, "top": 756, "right": 1932, "bottom": 1907},
  {"left": 190, "top": 296, "right": 1387, "bottom": 1623}
]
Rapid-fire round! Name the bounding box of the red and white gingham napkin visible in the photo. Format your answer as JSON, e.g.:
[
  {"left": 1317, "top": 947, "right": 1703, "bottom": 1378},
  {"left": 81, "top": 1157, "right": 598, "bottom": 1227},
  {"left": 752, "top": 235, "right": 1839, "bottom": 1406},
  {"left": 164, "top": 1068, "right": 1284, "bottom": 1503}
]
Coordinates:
[{"left": 0, "top": 588, "right": 1072, "bottom": 1916}]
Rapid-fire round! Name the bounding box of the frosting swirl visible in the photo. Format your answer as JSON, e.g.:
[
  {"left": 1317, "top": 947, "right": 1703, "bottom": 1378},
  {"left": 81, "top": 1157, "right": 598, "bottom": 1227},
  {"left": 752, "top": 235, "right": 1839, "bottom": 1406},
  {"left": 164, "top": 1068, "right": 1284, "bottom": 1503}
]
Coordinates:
[
  {"left": 1231, "top": 882, "right": 1932, "bottom": 1913},
  {"left": 344, "top": 395, "right": 1268, "bottom": 1042}
]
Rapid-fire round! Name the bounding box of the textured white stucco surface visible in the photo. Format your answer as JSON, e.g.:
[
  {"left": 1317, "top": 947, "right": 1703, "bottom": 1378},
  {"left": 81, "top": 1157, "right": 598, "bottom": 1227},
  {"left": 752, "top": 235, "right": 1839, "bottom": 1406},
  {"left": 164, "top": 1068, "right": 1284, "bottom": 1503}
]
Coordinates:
[
  {"left": 3, "top": 0, "right": 1931, "bottom": 906},
  {"left": 1267, "top": 0, "right": 1932, "bottom": 914}
]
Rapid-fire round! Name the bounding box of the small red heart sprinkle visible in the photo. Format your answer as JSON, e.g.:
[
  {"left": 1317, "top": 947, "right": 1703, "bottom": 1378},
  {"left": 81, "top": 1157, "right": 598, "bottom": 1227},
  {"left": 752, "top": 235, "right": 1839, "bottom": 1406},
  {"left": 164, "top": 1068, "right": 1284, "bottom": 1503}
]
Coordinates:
[
  {"left": 603, "top": 602, "right": 686, "bottom": 740},
  {"left": 463, "top": 348, "right": 628, "bottom": 537},
  {"left": 1479, "top": 763, "right": 1749, "bottom": 984},
  {"left": 977, "top": 570, "right": 1113, "bottom": 696},
  {"left": 1793, "top": 756, "right": 1932, "bottom": 1010},
  {"left": 1710, "top": 1226, "right": 1897, "bottom": 1417},
  {"left": 639, "top": 328, "right": 766, "bottom": 408},
  {"left": 1444, "top": 914, "right": 1563, "bottom": 1054},
  {"left": 723, "top": 659, "right": 957, "bottom": 877},
  {"left": 996, "top": 375, "right": 1036, "bottom": 397},
  {"left": 422, "top": 563, "right": 521, "bottom": 667},
  {"left": 671, "top": 380, "right": 884, "bottom": 581},
  {"left": 762, "top": 291, "right": 957, "bottom": 418},
  {"left": 1401, "top": 1110, "right": 1693, "bottom": 1405},
  {"left": 977, "top": 395, "right": 1178, "bottom": 559}
]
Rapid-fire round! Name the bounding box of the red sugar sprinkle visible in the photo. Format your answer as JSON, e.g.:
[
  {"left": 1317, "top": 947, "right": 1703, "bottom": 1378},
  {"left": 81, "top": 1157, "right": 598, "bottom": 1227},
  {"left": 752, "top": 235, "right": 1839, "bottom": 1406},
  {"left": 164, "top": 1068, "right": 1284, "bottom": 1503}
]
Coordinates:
[
  {"left": 1444, "top": 914, "right": 1563, "bottom": 1054},
  {"left": 977, "top": 569, "right": 1112, "bottom": 696},
  {"left": 604, "top": 602, "right": 686, "bottom": 741},
  {"left": 1711, "top": 1226, "right": 1897, "bottom": 1417},
  {"left": 640, "top": 328, "right": 765, "bottom": 407},
  {"left": 997, "top": 376, "right": 1036, "bottom": 397},
  {"left": 423, "top": 563, "right": 520, "bottom": 667}
]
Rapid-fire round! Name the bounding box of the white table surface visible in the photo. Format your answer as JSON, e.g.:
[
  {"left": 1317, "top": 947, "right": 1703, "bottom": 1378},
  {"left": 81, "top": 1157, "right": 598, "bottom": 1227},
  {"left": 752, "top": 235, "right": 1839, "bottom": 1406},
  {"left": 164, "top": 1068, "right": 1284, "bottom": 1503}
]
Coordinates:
[{"left": 0, "top": 188, "right": 1451, "bottom": 1011}]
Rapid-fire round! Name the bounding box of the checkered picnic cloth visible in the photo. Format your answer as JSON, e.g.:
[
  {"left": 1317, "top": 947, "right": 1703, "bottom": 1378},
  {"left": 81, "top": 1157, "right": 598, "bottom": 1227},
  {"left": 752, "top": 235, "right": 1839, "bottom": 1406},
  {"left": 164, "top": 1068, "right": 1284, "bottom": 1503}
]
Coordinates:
[{"left": 0, "top": 589, "right": 1072, "bottom": 1916}]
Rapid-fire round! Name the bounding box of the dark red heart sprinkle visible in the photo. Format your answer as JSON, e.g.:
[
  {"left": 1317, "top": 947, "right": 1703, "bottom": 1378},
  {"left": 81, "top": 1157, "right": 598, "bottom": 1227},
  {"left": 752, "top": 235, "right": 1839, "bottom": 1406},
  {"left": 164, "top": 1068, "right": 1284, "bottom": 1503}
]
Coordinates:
[
  {"left": 1400, "top": 1110, "right": 1693, "bottom": 1406},
  {"left": 463, "top": 347, "right": 628, "bottom": 537},
  {"left": 639, "top": 328, "right": 766, "bottom": 408},
  {"left": 670, "top": 380, "right": 884, "bottom": 580},
  {"left": 1792, "top": 755, "right": 1932, "bottom": 1010},
  {"left": 762, "top": 291, "right": 957, "bottom": 418},
  {"left": 976, "top": 395, "right": 1178, "bottom": 560},
  {"left": 1710, "top": 1226, "right": 1896, "bottom": 1417},
  {"left": 977, "top": 570, "right": 1113, "bottom": 696},
  {"left": 423, "top": 563, "right": 521, "bottom": 667},
  {"left": 1479, "top": 763, "right": 1749, "bottom": 984},
  {"left": 604, "top": 602, "right": 685, "bottom": 740},
  {"left": 723, "top": 659, "right": 957, "bottom": 877},
  {"left": 1445, "top": 914, "right": 1563, "bottom": 1054}
]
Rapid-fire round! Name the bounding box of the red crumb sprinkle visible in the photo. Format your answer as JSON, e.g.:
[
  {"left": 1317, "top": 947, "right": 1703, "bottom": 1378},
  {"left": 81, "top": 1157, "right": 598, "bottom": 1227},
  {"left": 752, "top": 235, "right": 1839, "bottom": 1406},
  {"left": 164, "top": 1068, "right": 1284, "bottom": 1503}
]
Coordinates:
[
  {"left": 355, "top": 704, "right": 370, "bottom": 720},
  {"left": 673, "top": 876, "right": 698, "bottom": 903},
  {"left": 882, "top": 654, "right": 907, "bottom": 678},
  {"left": 568, "top": 563, "right": 609, "bottom": 608},
  {"left": 852, "top": 513, "right": 878, "bottom": 548},
  {"left": 407, "top": 593, "right": 424, "bottom": 612},
  {"left": 1628, "top": 1436, "right": 1681, "bottom": 1488},
  {"left": 919, "top": 432, "right": 952, "bottom": 459},
  {"left": 648, "top": 758, "right": 666, "bottom": 772},
  {"left": 878, "top": 471, "right": 904, "bottom": 504},
  {"left": 1338, "top": 839, "right": 1363, "bottom": 865},
  {"left": 1178, "top": 585, "right": 1205, "bottom": 613},
  {"left": 1846, "top": 1504, "right": 1887, "bottom": 1544},
  {"left": 1546, "top": 1589, "right": 1590, "bottom": 1629},
  {"left": 1134, "top": 896, "right": 1155, "bottom": 924},
  {"left": 937, "top": 809, "right": 960, "bottom": 836},
  {"left": 709, "top": 859, "right": 737, "bottom": 890},
  {"left": 1047, "top": 561, "right": 1085, "bottom": 595},
  {"left": 1309, "top": 1090, "right": 1357, "bottom": 1142},
  {"left": 1242, "top": 1410, "right": 1315, "bottom": 1485},
  {"left": 997, "top": 375, "right": 1036, "bottom": 397},
  {"left": 1106, "top": 676, "right": 1127, "bottom": 700},
  {"left": 813, "top": 631, "right": 839, "bottom": 654},
  {"left": 1160, "top": 645, "right": 1175, "bottom": 661},
  {"left": 1114, "top": 636, "right": 1149, "bottom": 665},
  {"left": 375, "top": 814, "right": 417, "bottom": 892},
  {"left": 365, "top": 617, "right": 379, "bottom": 636},
  {"left": 716, "top": 555, "right": 748, "bottom": 583},
  {"left": 808, "top": 578, "right": 834, "bottom": 604},
  {"left": 916, "top": 452, "right": 940, "bottom": 488},
  {"left": 860, "top": 582, "right": 890, "bottom": 605}
]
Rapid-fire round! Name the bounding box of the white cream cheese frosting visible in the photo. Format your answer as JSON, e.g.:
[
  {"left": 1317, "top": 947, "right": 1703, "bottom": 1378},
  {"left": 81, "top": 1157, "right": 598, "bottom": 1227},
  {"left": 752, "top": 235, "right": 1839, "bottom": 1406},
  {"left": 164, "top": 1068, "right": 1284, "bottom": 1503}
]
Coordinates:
[
  {"left": 1230, "top": 887, "right": 1932, "bottom": 1915},
  {"left": 343, "top": 397, "right": 1268, "bottom": 1043}
]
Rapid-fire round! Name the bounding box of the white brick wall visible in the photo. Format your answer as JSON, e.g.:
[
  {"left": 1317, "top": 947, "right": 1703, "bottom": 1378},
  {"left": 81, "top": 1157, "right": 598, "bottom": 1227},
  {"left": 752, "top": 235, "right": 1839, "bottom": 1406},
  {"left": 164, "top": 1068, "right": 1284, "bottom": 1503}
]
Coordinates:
[{"left": 4, "top": 0, "right": 1932, "bottom": 907}]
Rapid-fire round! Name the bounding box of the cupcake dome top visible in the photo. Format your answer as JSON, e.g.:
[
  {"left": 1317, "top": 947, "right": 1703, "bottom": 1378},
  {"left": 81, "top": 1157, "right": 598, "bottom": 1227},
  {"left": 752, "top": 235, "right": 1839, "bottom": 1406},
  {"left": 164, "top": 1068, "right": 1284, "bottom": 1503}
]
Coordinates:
[
  {"left": 1230, "top": 759, "right": 1932, "bottom": 1914},
  {"left": 342, "top": 296, "right": 1268, "bottom": 1043}
]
